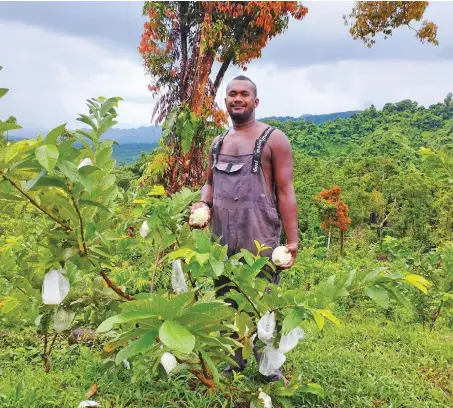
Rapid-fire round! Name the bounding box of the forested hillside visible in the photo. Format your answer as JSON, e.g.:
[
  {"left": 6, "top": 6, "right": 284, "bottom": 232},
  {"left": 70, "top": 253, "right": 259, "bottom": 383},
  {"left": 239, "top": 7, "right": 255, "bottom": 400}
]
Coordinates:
[{"left": 263, "top": 94, "right": 453, "bottom": 252}]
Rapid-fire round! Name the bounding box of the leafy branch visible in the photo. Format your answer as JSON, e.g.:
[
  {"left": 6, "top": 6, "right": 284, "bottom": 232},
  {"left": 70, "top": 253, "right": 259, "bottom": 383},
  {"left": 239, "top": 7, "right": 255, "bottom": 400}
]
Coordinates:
[
  {"left": 68, "top": 186, "right": 88, "bottom": 255},
  {"left": 1, "top": 173, "right": 74, "bottom": 232},
  {"left": 100, "top": 268, "right": 136, "bottom": 301}
]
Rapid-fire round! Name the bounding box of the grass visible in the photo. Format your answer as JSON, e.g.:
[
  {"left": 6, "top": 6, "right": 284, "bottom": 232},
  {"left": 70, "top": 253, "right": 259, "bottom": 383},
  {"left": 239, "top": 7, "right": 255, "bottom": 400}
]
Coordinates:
[{"left": 1, "top": 315, "right": 452, "bottom": 408}]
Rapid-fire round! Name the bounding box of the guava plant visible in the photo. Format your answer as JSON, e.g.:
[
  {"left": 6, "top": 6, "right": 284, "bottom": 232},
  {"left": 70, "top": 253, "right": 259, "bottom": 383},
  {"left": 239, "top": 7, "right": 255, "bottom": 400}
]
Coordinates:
[{"left": 0, "top": 72, "right": 432, "bottom": 406}]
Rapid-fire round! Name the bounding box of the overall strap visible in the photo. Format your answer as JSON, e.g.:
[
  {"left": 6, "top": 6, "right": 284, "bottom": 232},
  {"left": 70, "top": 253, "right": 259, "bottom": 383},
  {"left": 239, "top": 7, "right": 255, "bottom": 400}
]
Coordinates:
[
  {"left": 211, "top": 128, "right": 230, "bottom": 169},
  {"left": 252, "top": 126, "right": 276, "bottom": 173}
]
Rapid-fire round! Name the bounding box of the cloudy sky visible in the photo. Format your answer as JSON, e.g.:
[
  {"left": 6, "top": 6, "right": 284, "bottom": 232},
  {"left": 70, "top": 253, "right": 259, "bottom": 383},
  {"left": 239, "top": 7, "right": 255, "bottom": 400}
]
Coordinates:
[{"left": 1, "top": 1, "right": 453, "bottom": 130}]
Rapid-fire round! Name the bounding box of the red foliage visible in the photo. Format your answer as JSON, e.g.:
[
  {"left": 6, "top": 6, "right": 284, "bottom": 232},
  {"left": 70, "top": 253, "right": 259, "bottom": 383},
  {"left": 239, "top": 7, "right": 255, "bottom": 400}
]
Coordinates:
[{"left": 314, "top": 186, "right": 351, "bottom": 232}]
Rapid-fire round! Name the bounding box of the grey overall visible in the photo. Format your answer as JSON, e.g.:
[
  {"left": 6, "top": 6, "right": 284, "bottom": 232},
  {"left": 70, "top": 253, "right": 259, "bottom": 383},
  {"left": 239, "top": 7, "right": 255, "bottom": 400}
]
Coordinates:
[
  {"left": 210, "top": 126, "right": 282, "bottom": 268},
  {"left": 210, "top": 126, "right": 283, "bottom": 379}
]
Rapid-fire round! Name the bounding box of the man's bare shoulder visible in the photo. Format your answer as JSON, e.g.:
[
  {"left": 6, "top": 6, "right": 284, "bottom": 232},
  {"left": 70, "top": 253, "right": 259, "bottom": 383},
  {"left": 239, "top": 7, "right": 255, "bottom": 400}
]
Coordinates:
[{"left": 267, "top": 128, "right": 292, "bottom": 155}]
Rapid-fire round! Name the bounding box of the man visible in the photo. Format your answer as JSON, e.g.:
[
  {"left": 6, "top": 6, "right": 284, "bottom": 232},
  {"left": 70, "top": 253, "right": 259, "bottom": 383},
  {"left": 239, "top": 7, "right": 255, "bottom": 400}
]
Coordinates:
[{"left": 190, "top": 75, "right": 298, "bottom": 379}]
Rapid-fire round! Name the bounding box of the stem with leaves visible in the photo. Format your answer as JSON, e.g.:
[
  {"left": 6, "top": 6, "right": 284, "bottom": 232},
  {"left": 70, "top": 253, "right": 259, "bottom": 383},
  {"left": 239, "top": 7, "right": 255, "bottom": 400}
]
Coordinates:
[
  {"left": 100, "top": 269, "right": 136, "bottom": 301},
  {"left": 150, "top": 246, "right": 161, "bottom": 293},
  {"left": 68, "top": 187, "right": 88, "bottom": 255},
  {"left": 2, "top": 173, "right": 74, "bottom": 232},
  {"left": 229, "top": 278, "right": 261, "bottom": 318}
]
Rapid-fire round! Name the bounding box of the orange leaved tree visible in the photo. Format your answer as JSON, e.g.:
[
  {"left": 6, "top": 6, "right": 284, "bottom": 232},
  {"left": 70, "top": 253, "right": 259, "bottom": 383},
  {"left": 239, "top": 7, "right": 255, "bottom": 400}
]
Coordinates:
[
  {"left": 138, "top": 1, "right": 308, "bottom": 193},
  {"left": 344, "top": 1, "right": 438, "bottom": 48},
  {"left": 313, "top": 186, "right": 351, "bottom": 256}
]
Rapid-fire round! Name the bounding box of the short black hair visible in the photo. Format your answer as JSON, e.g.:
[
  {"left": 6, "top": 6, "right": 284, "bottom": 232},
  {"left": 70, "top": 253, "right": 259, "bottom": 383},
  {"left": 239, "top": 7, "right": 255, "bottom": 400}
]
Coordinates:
[{"left": 228, "top": 75, "right": 257, "bottom": 97}]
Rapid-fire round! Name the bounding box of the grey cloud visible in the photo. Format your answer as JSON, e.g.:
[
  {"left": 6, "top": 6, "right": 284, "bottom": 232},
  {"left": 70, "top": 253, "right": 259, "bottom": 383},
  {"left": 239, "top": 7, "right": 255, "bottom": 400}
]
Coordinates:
[
  {"left": 258, "top": 1, "right": 453, "bottom": 67},
  {"left": 0, "top": 1, "right": 145, "bottom": 53},
  {"left": 2, "top": 1, "right": 453, "bottom": 69}
]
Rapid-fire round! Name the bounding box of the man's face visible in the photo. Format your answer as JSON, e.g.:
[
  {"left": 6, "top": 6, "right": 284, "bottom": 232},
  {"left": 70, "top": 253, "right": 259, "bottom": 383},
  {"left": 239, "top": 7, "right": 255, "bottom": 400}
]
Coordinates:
[{"left": 225, "top": 80, "right": 259, "bottom": 123}]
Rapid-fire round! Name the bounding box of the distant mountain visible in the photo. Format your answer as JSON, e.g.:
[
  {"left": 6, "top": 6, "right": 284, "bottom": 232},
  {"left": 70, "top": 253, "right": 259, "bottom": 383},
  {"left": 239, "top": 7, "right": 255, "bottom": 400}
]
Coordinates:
[
  {"left": 7, "top": 111, "right": 362, "bottom": 144},
  {"left": 9, "top": 125, "right": 162, "bottom": 145},
  {"left": 260, "top": 111, "right": 361, "bottom": 124}
]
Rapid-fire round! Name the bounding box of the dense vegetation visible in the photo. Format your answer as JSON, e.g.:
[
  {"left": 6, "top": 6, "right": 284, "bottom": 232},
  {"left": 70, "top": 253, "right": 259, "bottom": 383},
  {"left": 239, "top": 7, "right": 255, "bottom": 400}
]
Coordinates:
[
  {"left": 112, "top": 143, "right": 157, "bottom": 165},
  {"left": 1, "top": 89, "right": 453, "bottom": 408}
]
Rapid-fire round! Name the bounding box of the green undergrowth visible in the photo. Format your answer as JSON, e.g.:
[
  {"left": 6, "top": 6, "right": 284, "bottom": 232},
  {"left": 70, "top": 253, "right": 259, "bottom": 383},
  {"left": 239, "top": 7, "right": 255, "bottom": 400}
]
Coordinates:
[{"left": 1, "top": 317, "right": 452, "bottom": 408}]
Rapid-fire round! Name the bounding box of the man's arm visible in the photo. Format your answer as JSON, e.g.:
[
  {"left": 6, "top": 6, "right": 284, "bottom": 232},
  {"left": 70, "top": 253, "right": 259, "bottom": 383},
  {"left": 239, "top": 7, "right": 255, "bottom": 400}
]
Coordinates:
[
  {"left": 269, "top": 130, "right": 299, "bottom": 268},
  {"left": 200, "top": 137, "right": 216, "bottom": 204}
]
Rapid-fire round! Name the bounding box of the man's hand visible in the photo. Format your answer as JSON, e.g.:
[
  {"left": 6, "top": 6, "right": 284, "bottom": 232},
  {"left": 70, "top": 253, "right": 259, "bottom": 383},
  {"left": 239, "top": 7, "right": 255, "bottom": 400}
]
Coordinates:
[
  {"left": 277, "top": 242, "right": 298, "bottom": 270},
  {"left": 189, "top": 202, "right": 211, "bottom": 229}
]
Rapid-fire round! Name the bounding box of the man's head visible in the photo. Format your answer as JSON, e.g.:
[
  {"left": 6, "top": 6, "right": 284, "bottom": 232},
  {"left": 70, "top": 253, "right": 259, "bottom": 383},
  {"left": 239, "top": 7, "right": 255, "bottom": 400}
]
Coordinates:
[{"left": 225, "top": 75, "right": 259, "bottom": 124}]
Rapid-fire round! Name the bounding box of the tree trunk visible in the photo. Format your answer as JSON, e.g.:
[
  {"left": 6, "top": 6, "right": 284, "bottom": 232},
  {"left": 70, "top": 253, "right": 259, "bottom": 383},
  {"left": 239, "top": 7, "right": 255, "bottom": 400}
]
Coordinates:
[{"left": 327, "top": 227, "right": 331, "bottom": 250}]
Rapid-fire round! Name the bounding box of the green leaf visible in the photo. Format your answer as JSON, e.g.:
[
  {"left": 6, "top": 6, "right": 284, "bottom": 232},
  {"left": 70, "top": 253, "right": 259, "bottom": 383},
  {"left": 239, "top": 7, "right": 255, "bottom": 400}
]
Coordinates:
[
  {"left": 159, "top": 320, "right": 195, "bottom": 354},
  {"left": 167, "top": 291, "right": 196, "bottom": 320},
  {"left": 299, "top": 383, "right": 325, "bottom": 398},
  {"left": 79, "top": 165, "right": 102, "bottom": 192},
  {"left": 181, "top": 119, "right": 196, "bottom": 154},
  {"left": 0, "top": 122, "right": 22, "bottom": 132},
  {"left": 198, "top": 347, "right": 219, "bottom": 385},
  {"left": 246, "top": 257, "right": 269, "bottom": 278},
  {"left": 242, "top": 336, "right": 254, "bottom": 360},
  {"left": 35, "top": 144, "right": 59, "bottom": 172},
  {"left": 383, "top": 284, "right": 411, "bottom": 310},
  {"left": 97, "top": 312, "right": 161, "bottom": 333},
  {"left": 75, "top": 129, "right": 94, "bottom": 142},
  {"left": 79, "top": 199, "right": 111, "bottom": 213},
  {"left": 23, "top": 169, "right": 47, "bottom": 192},
  {"left": 0, "top": 192, "right": 22, "bottom": 201},
  {"left": 115, "top": 328, "right": 158, "bottom": 365},
  {"left": 175, "top": 111, "right": 187, "bottom": 137},
  {"left": 100, "top": 97, "right": 121, "bottom": 118},
  {"left": 31, "top": 176, "right": 67, "bottom": 191},
  {"left": 236, "top": 312, "right": 254, "bottom": 336},
  {"left": 0, "top": 88, "right": 8, "bottom": 98},
  {"left": 240, "top": 249, "right": 255, "bottom": 266},
  {"left": 193, "top": 229, "right": 211, "bottom": 253},
  {"left": 209, "top": 255, "right": 224, "bottom": 277},
  {"left": 45, "top": 123, "right": 67, "bottom": 144},
  {"left": 58, "top": 139, "right": 76, "bottom": 157},
  {"left": 95, "top": 146, "right": 113, "bottom": 167},
  {"left": 77, "top": 114, "right": 97, "bottom": 131},
  {"left": 364, "top": 285, "right": 390, "bottom": 309},
  {"left": 362, "top": 267, "right": 388, "bottom": 283},
  {"left": 162, "top": 109, "right": 178, "bottom": 139},
  {"left": 282, "top": 309, "right": 304, "bottom": 334},
  {"left": 57, "top": 160, "right": 79, "bottom": 181},
  {"left": 275, "top": 396, "right": 294, "bottom": 408},
  {"left": 4, "top": 140, "right": 36, "bottom": 164}
]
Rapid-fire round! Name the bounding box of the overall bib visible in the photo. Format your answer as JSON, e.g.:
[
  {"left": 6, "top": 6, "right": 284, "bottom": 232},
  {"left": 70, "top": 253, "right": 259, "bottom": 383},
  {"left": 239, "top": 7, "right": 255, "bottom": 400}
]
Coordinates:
[
  {"left": 211, "top": 126, "right": 282, "bottom": 272},
  {"left": 210, "top": 126, "right": 283, "bottom": 379}
]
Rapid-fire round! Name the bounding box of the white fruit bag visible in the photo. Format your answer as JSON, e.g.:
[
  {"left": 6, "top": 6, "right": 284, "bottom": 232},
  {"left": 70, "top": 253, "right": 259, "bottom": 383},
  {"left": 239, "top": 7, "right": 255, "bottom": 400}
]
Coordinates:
[
  {"left": 250, "top": 389, "right": 273, "bottom": 408},
  {"left": 42, "top": 269, "right": 70, "bottom": 305},
  {"left": 160, "top": 352, "right": 177, "bottom": 374},
  {"left": 77, "top": 158, "right": 93, "bottom": 169},
  {"left": 257, "top": 311, "right": 276, "bottom": 343},
  {"left": 77, "top": 401, "right": 99, "bottom": 408},
  {"left": 258, "top": 345, "right": 286, "bottom": 376},
  {"left": 278, "top": 326, "right": 305, "bottom": 354},
  {"left": 53, "top": 307, "right": 75, "bottom": 332},
  {"left": 171, "top": 259, "right": 188, "bottom": 294},
  {"left": 139, "top": 220, "right": 150, "bottom": 238}
]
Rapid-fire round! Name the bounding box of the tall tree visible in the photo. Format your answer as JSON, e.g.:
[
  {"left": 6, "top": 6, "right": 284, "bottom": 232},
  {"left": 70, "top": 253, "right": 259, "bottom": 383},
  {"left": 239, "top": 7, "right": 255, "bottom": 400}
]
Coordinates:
[
  {"left": 313, "top": 186, "right": 351, "bottom": 256},
  {"left": 138, "top": 1, "right": 438, "bottom": 194},
  {"left": 138, "top": 1, "right": 308, "bottom": 192}
]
